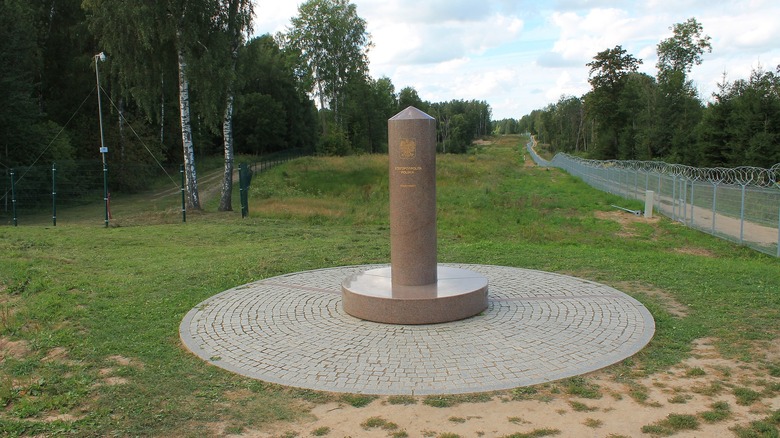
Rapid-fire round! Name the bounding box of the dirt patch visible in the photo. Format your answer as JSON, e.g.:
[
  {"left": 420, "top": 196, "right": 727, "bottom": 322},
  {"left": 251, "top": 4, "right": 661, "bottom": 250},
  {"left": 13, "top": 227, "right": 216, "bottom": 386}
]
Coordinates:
[
  {"left": 0, "top": 337, "right": 30, "bottom": 360},
  {"left": 42, "top": 413, "right": 81, "bottom": 423},
  {"left": 615, "top": 281, "right": 689, "bottom": 318},
  {"left": 42, "top": 346, "right": 69, "bottom": 362},
  {"left": 107, "top": 354, "right": 143, "bottom": 369},
  {"left": 674, "top": 246, "right": 718, "bottom": 258},
  {"left": 595, "top": 209, "right": 660, "bottom": 227},
  {"left": 108, "top": 355, "right": 132, "bottom": 366},
  {"left": 244, "top": 337, "right": 779, "bottom": 438},
  {"left": 92, "top": 355, "right": 142, "bottom": 387}
]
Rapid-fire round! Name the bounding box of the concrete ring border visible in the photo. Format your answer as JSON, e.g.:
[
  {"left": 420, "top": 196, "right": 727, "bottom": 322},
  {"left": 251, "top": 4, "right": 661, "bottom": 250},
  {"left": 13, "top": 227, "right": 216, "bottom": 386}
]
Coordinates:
[{"left": 180, "top": 264, "right": 655, "bottom": 396}]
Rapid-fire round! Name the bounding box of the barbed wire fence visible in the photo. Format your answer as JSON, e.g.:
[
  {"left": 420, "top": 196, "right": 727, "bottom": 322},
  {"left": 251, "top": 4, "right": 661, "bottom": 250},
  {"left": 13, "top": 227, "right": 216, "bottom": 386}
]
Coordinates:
[{"left": 526, "top": 139, "right": 780, "bottom": 257}]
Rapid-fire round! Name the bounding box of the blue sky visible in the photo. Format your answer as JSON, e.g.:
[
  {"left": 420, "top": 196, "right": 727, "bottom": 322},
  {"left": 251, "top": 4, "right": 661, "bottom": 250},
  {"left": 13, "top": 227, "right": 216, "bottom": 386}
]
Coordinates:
[{"left": 254, "top": 0, "right": 780, "bottom": 119}]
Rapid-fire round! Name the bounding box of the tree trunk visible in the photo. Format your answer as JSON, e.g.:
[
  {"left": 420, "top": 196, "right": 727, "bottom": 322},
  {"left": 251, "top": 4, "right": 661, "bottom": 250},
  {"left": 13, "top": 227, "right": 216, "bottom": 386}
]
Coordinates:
[
  {"left": 218, "top": 91, "right": 235, "bottom": 211},
  {"left": 218, "top": 0, "right": 243, "bottom": 212},
  {"left": 118, "top": 97, "right": 126, "bottom": 166},
  {"left": 178, "top": 43, "right": 201, "bottom": 210},
  {"left": 160, "top": 72, "right": 165, "bottom": 145}
]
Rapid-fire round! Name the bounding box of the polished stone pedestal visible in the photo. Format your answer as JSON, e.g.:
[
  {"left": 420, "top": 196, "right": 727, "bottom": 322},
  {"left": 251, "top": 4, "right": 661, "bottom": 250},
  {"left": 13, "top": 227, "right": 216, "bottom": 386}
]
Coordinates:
[{"left": 342, "top": 265, "right": 488, "bottom": 324}]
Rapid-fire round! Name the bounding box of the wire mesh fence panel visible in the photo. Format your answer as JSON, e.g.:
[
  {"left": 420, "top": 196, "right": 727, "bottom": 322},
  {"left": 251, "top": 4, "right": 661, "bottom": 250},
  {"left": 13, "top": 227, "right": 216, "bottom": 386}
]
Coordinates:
[
  {"left": 1, "top": 149, "right": 308, "bottom": 227},
  {"left": 1, "top": 160, "right": 183, "bottom": 226},
  {"left": 528, "top": 140, "right": 780, "bottom": 257}
]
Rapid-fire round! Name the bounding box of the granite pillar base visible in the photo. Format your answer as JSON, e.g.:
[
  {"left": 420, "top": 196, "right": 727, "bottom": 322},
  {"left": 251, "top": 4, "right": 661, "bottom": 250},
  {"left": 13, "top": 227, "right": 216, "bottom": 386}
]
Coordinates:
[{"left": 342, "top": 266, "right": 488, "bottom": 325}]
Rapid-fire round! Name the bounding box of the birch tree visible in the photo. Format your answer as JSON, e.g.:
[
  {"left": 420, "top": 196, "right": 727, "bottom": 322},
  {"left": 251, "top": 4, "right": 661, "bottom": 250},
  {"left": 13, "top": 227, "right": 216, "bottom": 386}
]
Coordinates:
[
  {"left": 279, "top": 0, "right": 371, "bottom": 127},
  {"left": 84, "top": 0, "right": 215, "bottom": 209},
  {"left": 217, "top": 0, "right": 253, "bottom": 212}
]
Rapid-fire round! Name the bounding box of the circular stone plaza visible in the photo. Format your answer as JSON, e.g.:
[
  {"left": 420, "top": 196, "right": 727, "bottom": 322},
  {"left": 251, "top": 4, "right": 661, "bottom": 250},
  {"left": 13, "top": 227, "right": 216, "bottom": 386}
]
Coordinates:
[{"left": 180, "top": 264, "right": 654, "bottom": 395}]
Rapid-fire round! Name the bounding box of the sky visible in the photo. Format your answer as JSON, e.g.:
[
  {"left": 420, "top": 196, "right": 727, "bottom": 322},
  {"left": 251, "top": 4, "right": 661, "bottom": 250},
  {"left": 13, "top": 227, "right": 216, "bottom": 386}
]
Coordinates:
[{"left": 252, "top": 0, "right": 780, "bottom": 120}]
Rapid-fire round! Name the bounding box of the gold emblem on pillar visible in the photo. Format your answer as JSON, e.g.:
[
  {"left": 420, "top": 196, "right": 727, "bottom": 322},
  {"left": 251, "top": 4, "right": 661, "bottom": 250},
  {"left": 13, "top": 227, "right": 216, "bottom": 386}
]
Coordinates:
[{"left": 399, "top": 138, "right": 416, "bottom": 159}]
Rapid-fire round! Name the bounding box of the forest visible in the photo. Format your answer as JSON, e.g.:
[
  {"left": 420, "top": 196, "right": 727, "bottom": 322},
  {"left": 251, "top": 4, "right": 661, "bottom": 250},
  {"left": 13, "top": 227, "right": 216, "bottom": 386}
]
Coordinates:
[
  {"left": 501, "top": 18, "right": 780, "bottom": 169},
  {"left": 1, "top": 0, "right": 491, "bottom": 210}
]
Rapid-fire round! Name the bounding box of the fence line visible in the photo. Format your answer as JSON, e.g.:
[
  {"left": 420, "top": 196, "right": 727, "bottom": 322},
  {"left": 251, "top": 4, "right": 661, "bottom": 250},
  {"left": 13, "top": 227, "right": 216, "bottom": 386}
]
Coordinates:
[
  {"left": 2, "top": 149, "right": 306, "bottom": 226},
  {"left": 526, "top": 140, "right": 780, "bottom": 257}
]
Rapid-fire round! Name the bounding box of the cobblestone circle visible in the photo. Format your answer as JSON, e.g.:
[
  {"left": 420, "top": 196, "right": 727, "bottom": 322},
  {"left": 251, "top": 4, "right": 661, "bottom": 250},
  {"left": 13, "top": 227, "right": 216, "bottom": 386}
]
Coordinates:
[{"left": 180, "top": 264, "right": 654, "bottom": 395}]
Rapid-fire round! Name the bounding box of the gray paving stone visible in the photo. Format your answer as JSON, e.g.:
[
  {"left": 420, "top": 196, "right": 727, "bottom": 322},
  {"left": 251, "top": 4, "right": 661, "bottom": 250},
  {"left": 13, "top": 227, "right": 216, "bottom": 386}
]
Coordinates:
[{"left": 179, "top": 264, "right": 654, "bottom": 395}]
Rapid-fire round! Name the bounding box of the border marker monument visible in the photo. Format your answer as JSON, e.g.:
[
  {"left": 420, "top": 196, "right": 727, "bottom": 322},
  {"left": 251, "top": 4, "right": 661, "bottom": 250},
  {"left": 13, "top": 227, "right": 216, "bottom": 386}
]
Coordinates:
[{"left": 341, "top": 107, "right": 489, "bottom": 324}]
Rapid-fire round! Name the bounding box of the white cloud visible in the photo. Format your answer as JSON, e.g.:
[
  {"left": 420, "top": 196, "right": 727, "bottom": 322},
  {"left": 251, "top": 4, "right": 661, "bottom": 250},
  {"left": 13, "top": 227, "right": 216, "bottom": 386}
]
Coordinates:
[{"left": 251, "top": 0, "right": 780, "bottom": 119}]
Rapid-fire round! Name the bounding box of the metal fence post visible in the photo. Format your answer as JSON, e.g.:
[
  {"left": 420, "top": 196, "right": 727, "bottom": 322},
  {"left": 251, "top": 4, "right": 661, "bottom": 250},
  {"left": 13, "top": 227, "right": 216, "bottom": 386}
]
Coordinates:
[
  {"left": 180, "top": 164, "right": 186, "bottom": 223},
  {"left": 672, "top": 175, "right": 677, "bottom": 221},
  {"left": 711, "top": 183, "right": 717, "bottom": 234},
  {"left": 683, "top": 179, "right": 688, "bottom": 225},
  {"left": 740, "top": 184, "right": 746, "bottom": 244},
  {"left": 52, "top": 162, "right": 57, "bottom": 226},
  {"left": 10, "top": 169, "right": 17, "bottom": 226},
  {"left": 102, "top": 161, "right": 109, "bottom": 228},
  {"left": 239, "top": 163, "right": 250, "bottom": 218},
  {"left": 689, "top": 181, "right": 694, "bottom": 227}
]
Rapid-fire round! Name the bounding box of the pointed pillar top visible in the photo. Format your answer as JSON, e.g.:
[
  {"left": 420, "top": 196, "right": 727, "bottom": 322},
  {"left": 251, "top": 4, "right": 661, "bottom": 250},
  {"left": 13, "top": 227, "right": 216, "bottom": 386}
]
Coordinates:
[{"left": 390, "top": 106, "right": 435, "bottom": 121}]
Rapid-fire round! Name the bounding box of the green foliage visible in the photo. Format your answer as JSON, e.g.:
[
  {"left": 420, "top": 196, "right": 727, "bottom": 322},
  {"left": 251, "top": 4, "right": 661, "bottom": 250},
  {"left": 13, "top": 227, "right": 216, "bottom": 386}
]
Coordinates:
[
  {"left": 523, "top": 17, "right": 779, "bottom": 169},
  {"left": 641, "top": 413, "right": 699, "bottom": 435},
  {"left": 311, "top": 425, "right": 330, "bottom": 436},
  {"left": 360, "top": 416, "right": 397, "bottom": 430},
  {"left": 501, "top": 429, "right": 560, "bottom": 438},
  {"left": 317, "top": 125, "right": 352, "bottom": 156},
  {"left": 279, "top": 0, "right": 371, "bottom": 121},
  {"left": 387, "top": 395, "right": 417, "bottom": 405},
  {"left": 422, "top": 393, "right": 492, "bottom": 408},
  {"left": 699, "top": 67, "right": 780, "bottom": 168},
  {"left": 235, "top": 35, "right": 318, "bottom": 155},
  {"left": 0, "top": 1, "right": 75, "bottom": 167},
  {"left": 700, "top": 401, "right": 731, "bottom": 423},
  {"left": 734, "top": 387, "right": 763, "bottom": 405},
  {"left": 340, "top": 394, "right": 377, "bottom": 408},
  {"left": 430, "top": 100, "right": 492, "bottom": 154},
  {"left": 511, "top": 386, "right": 538, "bottom": 400},
  {"left": 656, "top": 18, "right": 712, "bottom": 78},
  {"left": 685, "top": 367, "right": 706, "bottom": 377},
  {"left": 561, "top": 377, "right": 602, "bottom": 399},
  {"left": 569, "top": 401, "right": 598, "bottom": 412},
  {"left": 732, "top": 420, "right": 779, "bottom": 438}
]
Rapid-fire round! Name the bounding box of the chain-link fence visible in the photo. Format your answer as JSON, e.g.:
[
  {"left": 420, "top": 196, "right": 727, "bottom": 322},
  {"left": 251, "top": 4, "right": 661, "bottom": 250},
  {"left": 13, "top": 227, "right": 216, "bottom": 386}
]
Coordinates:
[{"left": 527, "top": 140, "right": 780, "bottom": 257}]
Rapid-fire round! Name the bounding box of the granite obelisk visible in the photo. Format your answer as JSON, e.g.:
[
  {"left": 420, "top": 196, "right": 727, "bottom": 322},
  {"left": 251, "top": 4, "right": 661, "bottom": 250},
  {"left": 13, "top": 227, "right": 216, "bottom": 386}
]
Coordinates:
[
  {"left": 388, "top": 106, "right": 437, "bottom": 286},
  {"left": 341, "top": 106, "right": 488, "bottom": 324}
]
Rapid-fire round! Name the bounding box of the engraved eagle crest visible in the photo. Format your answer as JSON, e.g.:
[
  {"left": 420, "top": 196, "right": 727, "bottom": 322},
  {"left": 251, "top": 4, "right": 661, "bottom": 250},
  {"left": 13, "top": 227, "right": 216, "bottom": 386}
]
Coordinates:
[{"left": 399, "top": 138, "right": 416, "bottom": 159}]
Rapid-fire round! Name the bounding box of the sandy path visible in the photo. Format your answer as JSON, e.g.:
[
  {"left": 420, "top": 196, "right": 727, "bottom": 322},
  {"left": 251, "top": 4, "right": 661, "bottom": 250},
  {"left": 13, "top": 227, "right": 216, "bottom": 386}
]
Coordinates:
[{"left": 233, "top": 338, "right": 780, "bottom": 438}]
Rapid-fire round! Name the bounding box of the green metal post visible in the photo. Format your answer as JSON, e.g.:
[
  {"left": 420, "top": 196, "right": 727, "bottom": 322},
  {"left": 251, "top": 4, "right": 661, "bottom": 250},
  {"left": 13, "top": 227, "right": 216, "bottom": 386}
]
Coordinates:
[
  {"left": 103, "top": 161, "right": 109, "bottom": 228},
  {"left": 180, "top": 164, "right": 186, "bottom": 223},
  {"left": 52, "top": 162, "right": 57, "bottom": 226},
  {"left": 10, "top": 169, "right": 17, "bottom": 227},
  {"left": 239, "top": 163, "right": 247, "bottom": 218}
]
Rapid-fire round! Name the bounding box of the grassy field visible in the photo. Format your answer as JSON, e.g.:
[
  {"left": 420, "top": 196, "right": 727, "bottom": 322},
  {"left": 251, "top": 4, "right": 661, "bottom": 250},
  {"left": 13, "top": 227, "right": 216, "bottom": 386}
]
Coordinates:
[{"left": 1, "top": 135, "right": 779, "bottom": 436}]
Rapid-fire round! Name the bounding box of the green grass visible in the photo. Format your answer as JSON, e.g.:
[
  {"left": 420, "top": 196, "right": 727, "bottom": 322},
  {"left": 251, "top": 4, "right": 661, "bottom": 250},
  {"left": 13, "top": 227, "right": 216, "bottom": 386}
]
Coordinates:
[
  {"left": 360, "top": 416, "right": 397, "bottom": 430},
  {"left": 423, "top": 393, "right": 493, "bottom": 408},
  {"left": 501, "top": 429, "right": 560, "bottom": 438},
  {"left": 734, "top": 387, "right": 763, "bottom": 406},
  {"left": 700, "top": 401, "right": 731, "bottom": 423},
  {"left": 340, "top": 394, "right": 377, "bottom": 408},
  {"left": 386, "top": 395, "right": 417, "bottom": 405},
  {"left": 1, "top": 136, "right": 779, "bottom": 435},
  {"left": 642, "top": 413, "right": 700, "bottom": 435}
]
